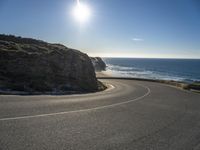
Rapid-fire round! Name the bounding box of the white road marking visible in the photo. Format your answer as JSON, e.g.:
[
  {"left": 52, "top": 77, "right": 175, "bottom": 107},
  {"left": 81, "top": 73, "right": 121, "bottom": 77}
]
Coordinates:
[
  {"left": 105, "top": 84, "right": 115, "bottom": 91},
  {"left": 0, "top": 84, "right": 150, "bottom": 121}
]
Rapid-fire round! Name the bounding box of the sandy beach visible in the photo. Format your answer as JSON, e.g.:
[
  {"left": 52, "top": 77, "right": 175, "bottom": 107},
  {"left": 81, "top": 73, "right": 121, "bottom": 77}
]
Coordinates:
[{"left": 95, "top": 71, "right": 112, "bottom": 78}]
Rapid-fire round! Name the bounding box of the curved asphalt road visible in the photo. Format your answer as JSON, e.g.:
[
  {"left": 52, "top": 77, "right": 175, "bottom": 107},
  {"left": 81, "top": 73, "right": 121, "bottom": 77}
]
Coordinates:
[{"left": 0, "top": 79, "right": 200, "bottom": 150}]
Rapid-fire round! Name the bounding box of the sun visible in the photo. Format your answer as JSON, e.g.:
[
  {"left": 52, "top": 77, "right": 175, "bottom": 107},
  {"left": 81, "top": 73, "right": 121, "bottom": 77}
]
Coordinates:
[{"left": 73, "top": 0, "right": 91, "bottom": 23}]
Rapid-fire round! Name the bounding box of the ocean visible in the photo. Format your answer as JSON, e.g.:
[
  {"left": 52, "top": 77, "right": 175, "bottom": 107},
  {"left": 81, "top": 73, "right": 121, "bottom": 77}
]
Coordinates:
[{"left": 103, "top": 58, "right": 200, "bottom": 83}]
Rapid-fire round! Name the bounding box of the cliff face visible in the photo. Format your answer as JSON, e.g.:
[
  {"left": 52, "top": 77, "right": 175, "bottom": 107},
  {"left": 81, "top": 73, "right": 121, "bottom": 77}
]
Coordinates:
[
  {"left": 90, "top": 57, "right": 106, "bottom": 72},
  {"left": 0, "top": 35, "right": 99, "bottom": 93}
]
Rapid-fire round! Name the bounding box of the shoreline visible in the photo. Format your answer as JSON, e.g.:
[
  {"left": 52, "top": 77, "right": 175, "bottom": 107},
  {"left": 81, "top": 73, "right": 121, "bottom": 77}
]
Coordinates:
[
  {"left": 95, "top": 71, "right": 112, "bottom": 78},
  {"left": 96, "top": 71, "right": 200, "bottom": 93}
]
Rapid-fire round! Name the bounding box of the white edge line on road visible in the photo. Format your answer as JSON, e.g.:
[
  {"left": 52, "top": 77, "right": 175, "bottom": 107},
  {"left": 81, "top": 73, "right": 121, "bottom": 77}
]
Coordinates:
[
  {"left": 0, "top": 84, "right": 150, "bottom": 121},
  {"left": 105, "top": 84, "right": 115, "bottom": 91}
]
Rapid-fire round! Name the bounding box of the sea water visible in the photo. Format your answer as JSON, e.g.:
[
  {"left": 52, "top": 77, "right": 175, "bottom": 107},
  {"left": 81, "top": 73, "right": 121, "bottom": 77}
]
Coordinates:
[{"left": 103, "top": 58, "right": 200, "bottom": 83}]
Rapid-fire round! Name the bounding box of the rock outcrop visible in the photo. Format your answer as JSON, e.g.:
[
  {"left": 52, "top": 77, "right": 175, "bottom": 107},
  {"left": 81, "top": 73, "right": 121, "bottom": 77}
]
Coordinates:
[
  {"left": 90, "top": 57, "right": 106, "bottom": 72},
  {"left": 0, "top": 34, "right": 100, "bottom": 94}
]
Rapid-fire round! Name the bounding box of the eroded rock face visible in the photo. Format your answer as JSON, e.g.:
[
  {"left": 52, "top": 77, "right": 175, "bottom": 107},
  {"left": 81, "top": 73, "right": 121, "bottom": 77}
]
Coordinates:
[
  {"left": 0, "top": 35, "right": 98, "bottom": 93},
  {"left": 90, "top": 57, "right": 106, "bottom": 72}
]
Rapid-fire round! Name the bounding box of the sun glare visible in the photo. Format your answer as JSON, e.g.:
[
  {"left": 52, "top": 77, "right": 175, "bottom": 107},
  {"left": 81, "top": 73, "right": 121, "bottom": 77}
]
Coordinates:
[{"left": 73, "top": 1, "right": 91, "bottom": 23}]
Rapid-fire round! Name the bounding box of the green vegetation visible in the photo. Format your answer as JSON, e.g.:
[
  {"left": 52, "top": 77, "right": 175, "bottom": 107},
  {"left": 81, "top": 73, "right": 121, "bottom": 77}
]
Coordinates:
[{"left": 183, "top": 82, "right": 200, "bottom": 92}]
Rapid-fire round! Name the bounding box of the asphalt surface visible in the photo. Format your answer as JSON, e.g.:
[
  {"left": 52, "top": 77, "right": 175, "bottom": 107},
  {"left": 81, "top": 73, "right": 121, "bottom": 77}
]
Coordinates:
[{"left": 0, "top": 79, "right": 200, "bottom": 150}]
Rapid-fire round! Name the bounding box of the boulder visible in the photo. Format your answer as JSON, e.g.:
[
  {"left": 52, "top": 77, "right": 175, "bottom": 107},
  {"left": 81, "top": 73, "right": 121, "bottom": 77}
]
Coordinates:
[
  {"left": 0, "top": 34, "right": 100, "bottom": 94},
  {"left": 90, "top": 57, "right": 106, "bottom": 72}
]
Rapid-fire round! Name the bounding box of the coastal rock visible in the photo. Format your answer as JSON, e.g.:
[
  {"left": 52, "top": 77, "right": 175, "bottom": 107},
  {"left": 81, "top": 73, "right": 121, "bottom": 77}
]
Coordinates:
[
  {"left": 0, "top": 34, "right": 99, "bottom": 93},
  {"left": 90, "top": 57, "right": 106, "bottom": 71}
]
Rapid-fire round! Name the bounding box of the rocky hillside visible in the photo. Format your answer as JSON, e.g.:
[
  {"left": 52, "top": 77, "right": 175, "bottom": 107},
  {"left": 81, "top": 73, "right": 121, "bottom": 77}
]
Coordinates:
[
  {"left": 90, "top": 57, "right": 106, "bottom": 71},
  {"left": 0, "top": 34, "right": 103, "bottom": 94}
]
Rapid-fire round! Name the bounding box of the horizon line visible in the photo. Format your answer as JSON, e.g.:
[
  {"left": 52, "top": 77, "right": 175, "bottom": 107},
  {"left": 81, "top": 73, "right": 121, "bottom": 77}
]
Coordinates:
[{"left": 91, "top": 56, "right": 200, "bottom": 60}]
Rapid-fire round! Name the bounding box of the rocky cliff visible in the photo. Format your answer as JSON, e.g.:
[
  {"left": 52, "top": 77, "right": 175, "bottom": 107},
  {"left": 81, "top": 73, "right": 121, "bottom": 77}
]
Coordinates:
[
  {"left": 90, "top": 57, "right": 106, "bottom": 72},
  {"left": 0, "top": 34, "right": 102, "bottom": 94}
]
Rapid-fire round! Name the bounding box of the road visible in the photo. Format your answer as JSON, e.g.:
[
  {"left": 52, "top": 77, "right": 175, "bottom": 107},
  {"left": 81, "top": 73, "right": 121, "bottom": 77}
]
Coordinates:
[{"left": 0, "top": 79, "right": 200, "bottom": 150}]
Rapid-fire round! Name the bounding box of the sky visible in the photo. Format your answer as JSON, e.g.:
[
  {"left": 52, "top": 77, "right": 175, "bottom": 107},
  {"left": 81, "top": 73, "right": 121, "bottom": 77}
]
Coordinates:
[{"left": 0, "top": 0, "right": 200, "bottom": 58}]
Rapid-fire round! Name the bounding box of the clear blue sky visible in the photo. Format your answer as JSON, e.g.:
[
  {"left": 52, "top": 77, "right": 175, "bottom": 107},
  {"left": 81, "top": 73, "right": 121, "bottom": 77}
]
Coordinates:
[{"left": 0, "top": 0, "right": 200, "bottom": 58}]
